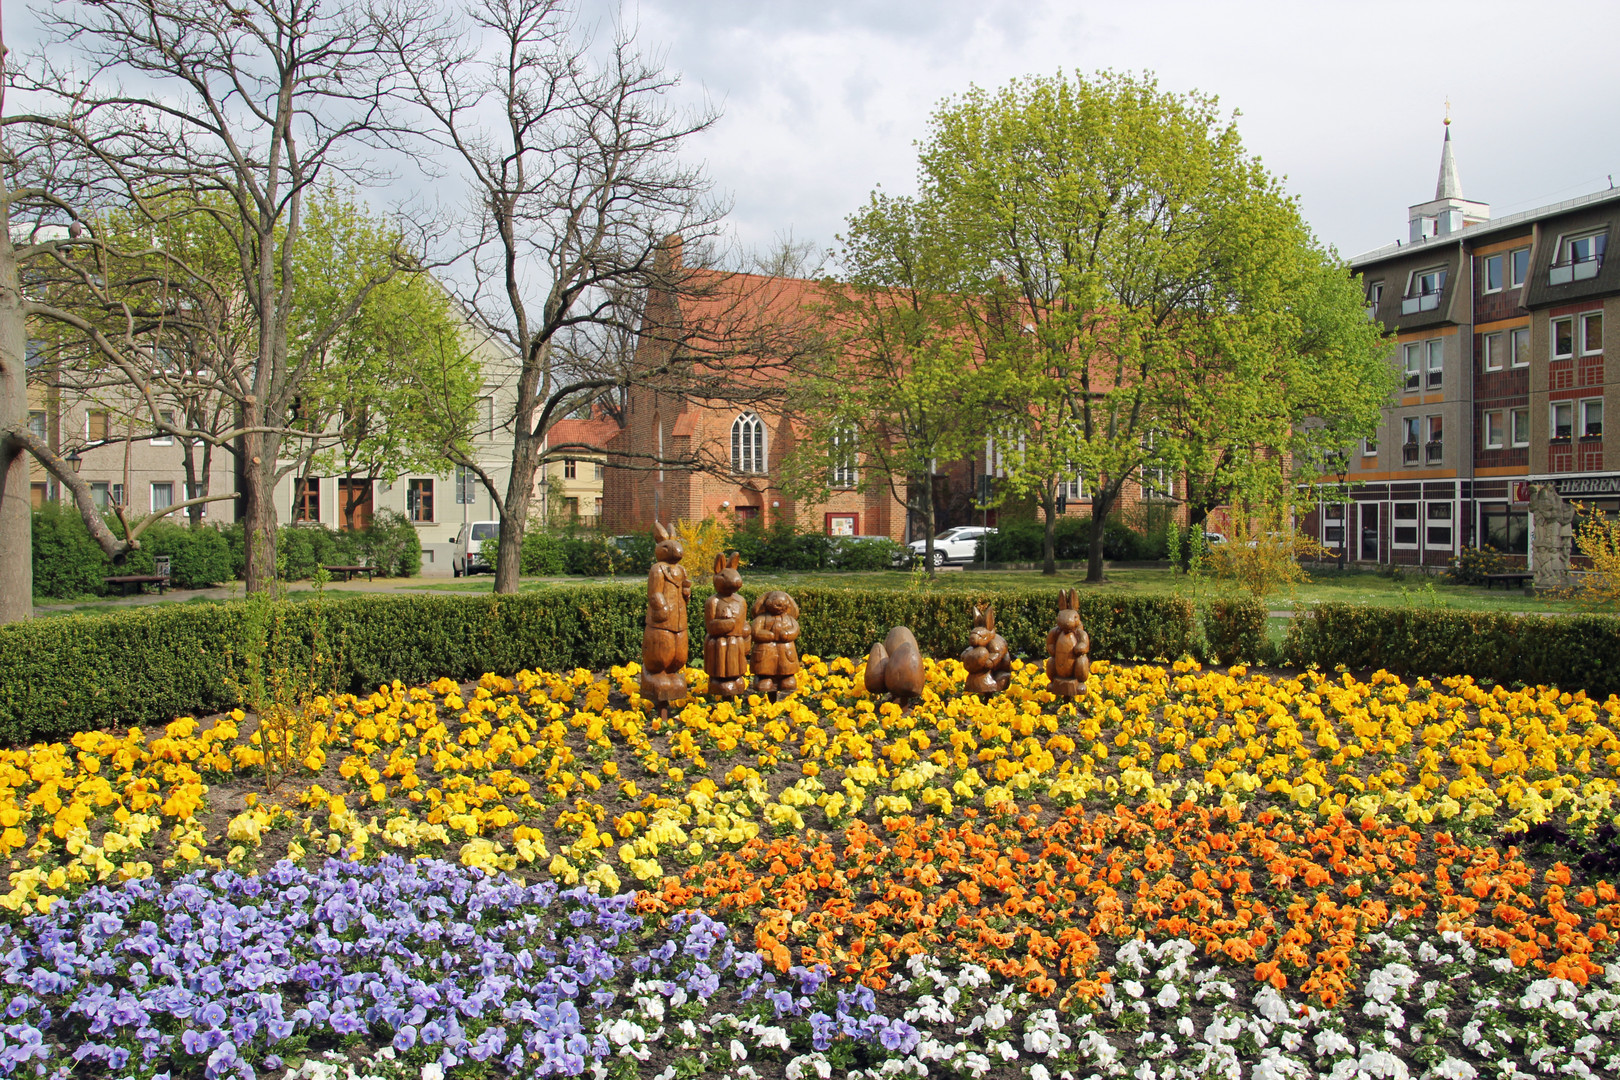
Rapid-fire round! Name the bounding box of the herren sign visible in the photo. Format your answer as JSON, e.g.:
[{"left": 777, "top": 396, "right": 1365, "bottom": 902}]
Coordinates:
[{"left": 1551, "top": 475, "right": 1620, "bottom": 497}]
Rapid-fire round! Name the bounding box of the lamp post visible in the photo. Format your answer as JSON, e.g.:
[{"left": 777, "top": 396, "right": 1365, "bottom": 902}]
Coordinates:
[{"left": 66, "top": 450, "right": 82, "bottom": 473}]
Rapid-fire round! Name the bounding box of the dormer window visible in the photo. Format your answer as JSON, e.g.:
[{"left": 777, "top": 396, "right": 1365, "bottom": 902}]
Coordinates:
[
  {"left": 1401, "top": 267, "right": 1446, "bottom": 313},
  {"left": 1550, "top": 229, "right": 1607, "bottom": 284}
]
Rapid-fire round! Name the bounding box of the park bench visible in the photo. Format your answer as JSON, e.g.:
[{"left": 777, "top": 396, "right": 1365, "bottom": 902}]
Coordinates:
[
  {"left": 323, "top": 564, "right": 377, "bottom": 583},
  {"left": 104, "top": 555, "right": 171, "bottom": 596},
  {"left": 1482, "top": 572, "right": 1533, "bottom": 590}
]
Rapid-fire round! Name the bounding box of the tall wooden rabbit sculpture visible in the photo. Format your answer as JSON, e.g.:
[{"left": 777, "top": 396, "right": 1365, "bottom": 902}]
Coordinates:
[
  {"left": 703, "top": 552, "right": 750, "bottom": 699},
  {"left": 961, "top": 605, "right": 1013, "bottom": 698},
  {"left": 1045, "top": 589, "right": 1091, "bottom": 699},
  {"left": 865, "top": 626, "right": 925, "bottom": 708},
  {"left": 641, "top": 521, "right": 692, "bottom": 717},
  {"left": 748, "top": 590, "right": 801, "bottom": 701}
]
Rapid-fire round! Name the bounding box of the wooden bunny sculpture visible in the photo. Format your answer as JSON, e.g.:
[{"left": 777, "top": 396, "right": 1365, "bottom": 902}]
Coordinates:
[
  {"left": 1045, "top": 589, "right": 1091, "bottom": 699},
  {"left": 748, "top": 590, "right": 801, "bottom": 701},
  {"left": 703, "top": 552, "right": 750, "bottom": 699},
  {"left": 961, "top": 605, "right": 1012, "bottom": 697},
  {"left": 865, "top": 625, "right": 925, "bottom": 708},
  {"left": 641, "top": 521, "right": 692, "bottom": 716}
]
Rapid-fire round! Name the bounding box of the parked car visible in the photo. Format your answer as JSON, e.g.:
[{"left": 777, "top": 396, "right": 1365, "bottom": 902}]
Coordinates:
[
  {"left": 452, "top": 520, "right": 502, "bottom": 576},
  {"left": 1201, "top": 531, "right": 1228, "bottom": 547},
  {"left": 907, "top": 526, "right": 998, "bottom": 567}
]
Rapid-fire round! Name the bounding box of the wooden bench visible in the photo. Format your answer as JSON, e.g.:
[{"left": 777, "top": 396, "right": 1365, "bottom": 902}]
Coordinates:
[
  {"left": 322, "top": 564, "right": 376, "bottom": 583},
  {"left": 103, "top": 574, "right": 170, "bottom": 596},
  {"left": 1482, "top": 572, "right": 1533, "bottom": 590}
]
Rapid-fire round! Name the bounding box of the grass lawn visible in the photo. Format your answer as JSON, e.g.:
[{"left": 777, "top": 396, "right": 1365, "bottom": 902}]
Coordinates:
[{"left": 406, "top": 564, "right": 1593, "bottom": 615}]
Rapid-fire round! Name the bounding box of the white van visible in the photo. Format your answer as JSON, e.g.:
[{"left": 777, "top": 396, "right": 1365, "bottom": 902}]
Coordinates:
[{"left": 452, "top": 520, "right": 502, "bottom": 577}]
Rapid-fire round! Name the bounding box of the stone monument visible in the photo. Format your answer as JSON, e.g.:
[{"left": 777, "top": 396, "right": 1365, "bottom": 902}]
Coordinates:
[{"left": 1529, "top": 483, "right": 1577, "bottom": 590}]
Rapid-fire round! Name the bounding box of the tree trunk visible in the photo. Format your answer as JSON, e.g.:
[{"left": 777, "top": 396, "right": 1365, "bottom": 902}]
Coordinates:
[
  {"left": 1041, "top": 484, "right": 1058, "bottom": 576},
  {"left": 241, "top": 426, "right": 279, "bottom": 591},
  {"left": 918, "top": 471, "right": 936, "bottom": 576},
  {"left": 494, "top": 437, "right": 538, "bottom": 594},
  {"left": 0, "top": 215, "right": 32, "bottom": 623},
  {"left": 1085, "top": 490, "right": 1113, "bottom": 584}
]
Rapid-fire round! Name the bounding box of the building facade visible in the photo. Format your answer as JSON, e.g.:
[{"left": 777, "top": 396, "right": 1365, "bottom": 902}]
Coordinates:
[{"left": 1308, "top": 124, "right": 1618, "bottom": 569}]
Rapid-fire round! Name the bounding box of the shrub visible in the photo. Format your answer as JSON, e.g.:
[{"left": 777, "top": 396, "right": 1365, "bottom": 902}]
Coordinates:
[
  {"left": 0, "top": 586, "right": 1194, "bottom": 742},
  {"left": 1449, "top": 545, "right": 1510, "bottom": 586},
  {"left": 830, "top": 537, "right": 906, "bottom": 571},
  {"left": 139, "top": 521, "right": 235, "bottom": 589},
  {"left": 1200, "top": 598, "right": 1270, "bottom": 665},
  {"left": 361, "top": 510, "right": 422, "bottom": 577},
  {"left": 1282, "top": 603, "right": 1620, "bottom": 698},
  {"left": 30, "top": 504, "right": 111, "bottom": 599},
  {"left": 1571, "top": 509, "right": 1620, "bottom": 611},
  {"left": 674, "top": 518, "right": 731, "bottom": 579},
  {"left": 980, "top": 515, "right": 1151, "bottom": 563},
  {"left": 728, "top": 518, "right": 833, "bottom": 572}
]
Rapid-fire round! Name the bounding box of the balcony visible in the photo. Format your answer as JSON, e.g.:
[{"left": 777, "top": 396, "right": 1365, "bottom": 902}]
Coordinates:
[
  {"left": 1401, "top": 292, "right": 1442, "bottom": 314},
  {"left": 1549, "top": 255, "right": 1603, "bottom": 285},
  {"left": 1402, "top": 443, "right": 1420, "bottom": 465},
  {"left": 1425, "top": 440, "right": 1443, "bottom": 464}
]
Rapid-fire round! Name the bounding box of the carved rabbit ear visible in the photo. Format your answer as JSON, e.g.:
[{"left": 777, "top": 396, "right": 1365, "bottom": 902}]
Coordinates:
[
  {"left": 714, "top": 553, "right": 726, "bottom": 574},
  {"left": 653, "top": 521, "right": 669, "bottom": 541},
  {"left": 984, "top": 606, "right": 995, "bottom": 632},
  {"left": 729, "top": 552, "right": 741, "bottom": 570},
  {"left": 972, "top": 604, "right": 981, "bottom": 624}
]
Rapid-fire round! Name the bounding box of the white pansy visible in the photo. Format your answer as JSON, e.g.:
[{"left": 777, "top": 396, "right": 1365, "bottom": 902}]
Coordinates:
[
  {"left": 1155, "top": 984, "right": 1180, "bottom": 1010},
  {"left": 729, "top": 1039, "right": 747, "bottom": 1062},
  {"left": 420, "top": 1065, "right": 443, "bottom": 1080},
  {"left": 1122, "top": 980, "right": 1145, "bottom": 999}
]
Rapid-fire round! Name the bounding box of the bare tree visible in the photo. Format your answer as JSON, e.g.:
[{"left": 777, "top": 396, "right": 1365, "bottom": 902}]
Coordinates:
[
  {"left": 384, "top": 0, "right": 807, "bottom": 593},
  {"left": 0, "top": 0, "right": 430, "bottom": 622}
]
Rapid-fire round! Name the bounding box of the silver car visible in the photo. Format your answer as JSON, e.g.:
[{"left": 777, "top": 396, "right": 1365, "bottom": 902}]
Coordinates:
[{"left": 907, "top": 526, "right": 997, "bottom": 567}]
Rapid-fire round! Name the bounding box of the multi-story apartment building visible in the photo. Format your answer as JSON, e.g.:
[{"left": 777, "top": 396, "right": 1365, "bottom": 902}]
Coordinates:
[{"left": 1311, "top": 124, "right": 1618, "bottom": 569}]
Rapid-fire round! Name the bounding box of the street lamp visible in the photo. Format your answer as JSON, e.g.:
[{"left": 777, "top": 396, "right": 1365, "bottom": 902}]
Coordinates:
[{"left": 65, "top": 450, "right": 82, "bottom": 473}]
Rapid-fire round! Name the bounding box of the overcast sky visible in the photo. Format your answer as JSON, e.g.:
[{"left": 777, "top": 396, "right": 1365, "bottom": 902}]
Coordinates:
[{"left": 617, "top": 0, "right": 1620, "bottom": 265}]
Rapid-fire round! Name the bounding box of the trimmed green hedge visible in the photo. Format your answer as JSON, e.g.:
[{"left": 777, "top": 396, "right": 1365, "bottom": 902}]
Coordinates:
[
  {"left": 1283, "top": 603, "right": 1620, "bottom": 698},
  {"left": 0, "top": 586, "right": 1192, "bottom": 742},
  {"left": 1200, "top": 598, "right": 1270, "bottom": 666}
]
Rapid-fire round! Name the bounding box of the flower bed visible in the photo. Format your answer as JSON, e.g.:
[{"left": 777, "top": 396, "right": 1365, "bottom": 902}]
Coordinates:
[{"left": 2, "top": 658, "right": 1619, "bottom": 1078}]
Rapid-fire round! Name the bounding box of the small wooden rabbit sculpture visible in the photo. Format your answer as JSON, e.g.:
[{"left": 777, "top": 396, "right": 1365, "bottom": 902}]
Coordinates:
[
  {"left": 865, "top": 625, "right": 925, "bottom": 708},
  {"left": 703, "top": 552, "right": 750, "bottom": 699},
  {"left": 748, "top": 589, "right": 801, "bottom": 701},
  {"left": 1045, "top": 589, "right": 1091, "bottom": 699},
  {"left": 641, "top": 521, "right": 692, "bottom": 716},
  {"left": 961, "top": 605, "right": 1012, "bottom": 697}
]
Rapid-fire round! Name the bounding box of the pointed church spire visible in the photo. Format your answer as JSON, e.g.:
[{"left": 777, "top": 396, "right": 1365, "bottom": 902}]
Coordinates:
[{"left": 1435, "top": 111, "right": 1462, "bottom": 201}]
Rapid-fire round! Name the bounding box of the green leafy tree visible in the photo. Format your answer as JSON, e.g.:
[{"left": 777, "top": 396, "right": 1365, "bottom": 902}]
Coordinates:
[
  {"left": 919, "top": 71, "right": 1390, "bottom": 580},
  {"left": 782, "top": 194, "right": 989, "bottom": 573}
]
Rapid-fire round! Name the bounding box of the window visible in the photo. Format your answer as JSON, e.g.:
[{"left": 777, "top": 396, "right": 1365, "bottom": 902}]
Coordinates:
[
  {"left": 1058, "top": 474, "right": 1086, "bottom": 501},
  {"left": 111, "top": 483, "right": 124, "bottom": 509},
  {"left": 1551, "top": 230, "right": 1607, "bottom": 283},
  {"left": 830, "top": 428, "right": 858, "bottom": 488},
  {"left": 1402, "top": 416, "right": 1421, "bottom": 465},
  {"left": 406, "top": 478, "right": 435, "bottom": 523},
  {"left": 27, "top": 411, "right": 46, "bottom": 441},
  {"left": 479, "top": 397, "right": 495, "bottom": 435},
  {"left": 1582, "top": 399, "right": 1604, "bottom": 438},
  {"left": 1553, "top": 317, "right": 1575, "bottom": 359},
  {"left": 1509, "top": 247, "right": 1530, "bottom": 288},
  {"left": 1480, "top": 502, "right": 1529, "bottom": 555},
  {"left": 1482, "top": 332, "right": 1503, "bottom": 372},
  {"left": 1483, "top": 253, "right": 1503, "bottom": 293},
  {"left": 1425, "top": 415, "right": 1443, "bottom": 464},
  {"left": 563, "top": 458, "right": 577, "bottom": 479},
  {"left": 1140, "top": 433, "right": 1174, "bottom": 500},
  {"left": 150, "top": 409, "right": 175, "bottom": 446},
  {"left": 1426, "top": 339, "right": 1444, "bottom": 389},
  {"left": 30, "top": 484, "right": 46, "bottom": 510},
  {"left": 1393, "top": 503, "right": 1419, "bottom": 547},
  {"left": 1426, "top": 502, "right": 1453, "bottom": 548},
  {"left": 1510, "top": 327, "right": 1531, "bottom": 368},
  {"left": 87, "top": 410, "right": 109, "bottom": 443},
  {"left": 564, "top": 497, "right": 579, "bottom": 519},
  {"left": 1362, "top": 437, "right": 1378, "bottom": 457},
  {"left": 336, "top": 478, "right": 372, "bottom": 531},
  {"left": 593, "top": 462, "right": 603, "bottom": 481},
  {"left": 1511, "top": 408, "right": 1530, "bottom": 447},
  {"left": 455, "top": 464, "right": 477, "bottom": 505},
  {"left": 1581, "top": 312, "right": 1603, "bottom": 355},
  {"left": 91, "top": 482, "right": 110, "bottom": 512},
  {"left": 1403, "top": 344, "right": 1421, "bottom": 391},
  {"left": 151, "top": 482, "right": 173, "bottom": 513},
  {"left": 1483, "top": 411, "right": 1505, "bottom": 450},
  {"left": 1552, "top": 402, "right": 1574, "bottom": 440},
  {"left": 185, "top": 482, "right": 206, "bottom": 519},
  {"left": 1366, "top": 281, "right": 1383, "bottom": 313},
  {"left": 293, "top": 476, "right": 320, "bottom": 523},
  {"left": 731, "top": 413, "right": 766, "bottom": 474}
]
